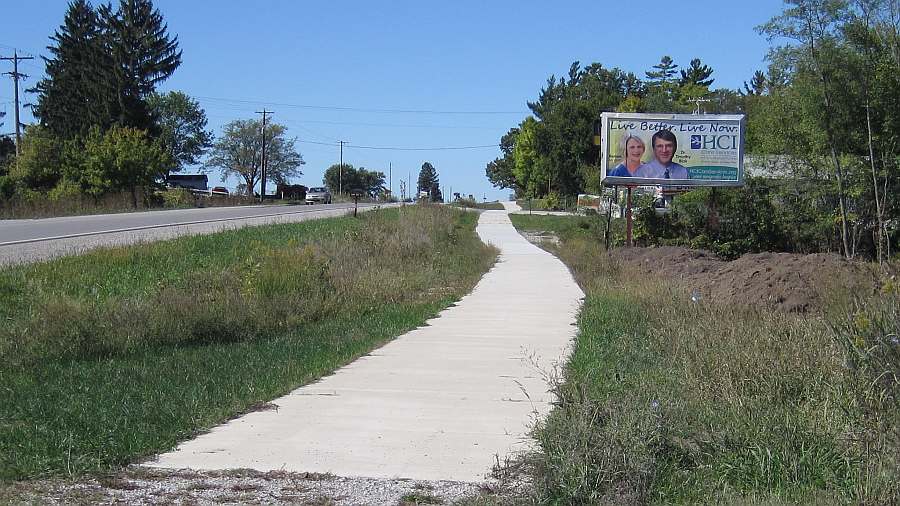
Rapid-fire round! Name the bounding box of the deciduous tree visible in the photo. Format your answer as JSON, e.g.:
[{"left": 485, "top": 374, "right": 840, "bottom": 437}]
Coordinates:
[
  {"left": 323, "top": 164, "right": 386, "bottom": 197},
  {"left": 148, "top": 91, "right": 213, "bottom": 179},
  {"left": 206, "top": 119, "right": 303, "bottom": 196}
]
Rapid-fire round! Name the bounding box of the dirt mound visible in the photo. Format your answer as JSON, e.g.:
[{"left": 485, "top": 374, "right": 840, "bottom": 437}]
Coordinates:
[{"left": 611, "top": 247, "right": 880, "bottom": 313}]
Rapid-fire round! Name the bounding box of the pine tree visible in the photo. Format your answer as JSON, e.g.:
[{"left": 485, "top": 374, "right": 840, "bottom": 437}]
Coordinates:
[
  {"left": 417, "top": 162, "right": 441, "bottom": 202},
  {"left": 741, "top": 70, "right": 767, "bottom": 96},
  {"left": 33, "top": 0, "right": 181, "bottom": 138},
  {"left": 645, "top": 55, "right": 679, "bottom": 83},
  {"left": 100, "top": 0, "right": 181, "bottom": 131},
  {"left": 679, "top": 58, "right": 714, "bottom": 88},
  {"left": 31, "top": 0, "right": 111, "bottom": 139}
]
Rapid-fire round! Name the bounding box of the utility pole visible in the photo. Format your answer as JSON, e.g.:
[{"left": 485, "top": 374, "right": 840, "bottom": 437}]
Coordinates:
[
  {"left": 256, "top": 109, "right": 272, "bottom": 202},
  {"left": 389, "top": 162, "right": 392, "bottom": 201},
  {"left": 690, "top": 97, "right": 711, "bottom": 115},
  {"left": 1, "top": 50, "right": 35, "bottom": 156},
  {"left": 338, "top": 140, "right": 347, "bottom": 196}
]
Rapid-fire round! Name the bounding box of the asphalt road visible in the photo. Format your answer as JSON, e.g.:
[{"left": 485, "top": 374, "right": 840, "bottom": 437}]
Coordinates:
[{"left": 0, "top": 202, "right": 390, "bottom": 266}]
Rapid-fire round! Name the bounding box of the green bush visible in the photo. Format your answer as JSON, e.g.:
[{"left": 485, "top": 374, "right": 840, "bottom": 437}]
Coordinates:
[
  {"left": 509, "top": 217, "right": 899, "bottom": 504},
  {"left": 8, "top": 126, "right": 64, "bottom": 191},
  {"left": 161, "top": 187, "right": 195, "bottom": 208}
]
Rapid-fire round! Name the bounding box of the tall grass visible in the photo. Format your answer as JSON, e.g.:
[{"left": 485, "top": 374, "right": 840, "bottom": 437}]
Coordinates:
[
  {"left": 0, "top": 188, "right": 259, "bottom": 220},
  {"left": 0, "top": 206, "right": 497, "bottom": 480},
  {"left": 510, "top": 216, "right": 898, "bottom": 504}
]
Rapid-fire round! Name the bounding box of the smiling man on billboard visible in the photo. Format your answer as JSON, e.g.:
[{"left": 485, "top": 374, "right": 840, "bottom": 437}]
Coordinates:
[{"left": 634, "top": 130, "right": 688, "bottom": 179}]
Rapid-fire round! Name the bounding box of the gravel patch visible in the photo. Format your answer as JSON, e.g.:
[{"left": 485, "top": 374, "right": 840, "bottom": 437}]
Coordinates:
[
  {"left": 0, "top": 468, "right": 511, "bottom": 505},
  {"left": 518, "top": 231, "right": 560, "bottom": 247}
]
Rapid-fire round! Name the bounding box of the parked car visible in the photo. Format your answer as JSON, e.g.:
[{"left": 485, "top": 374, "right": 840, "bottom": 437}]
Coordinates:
[
  {"left": 210, "top": 186, "right": 229, "bottom": 195},
  {"left": 305, "top": 187, "right": 332, "bottom": 204}
]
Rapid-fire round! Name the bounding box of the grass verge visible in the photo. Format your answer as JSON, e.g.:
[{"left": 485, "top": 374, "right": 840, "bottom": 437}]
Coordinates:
[
  {"left": 449, "top": 199, "right": 506, "bottom": 211},
  {"left": 510, "top": 215, "right": 899, "bottom": 504},
  {"left": 0, "top": 188, "right": 266, "bottom": 220},
  {"left": 0, "top": 205, "right": 497, "bottom": 480}
]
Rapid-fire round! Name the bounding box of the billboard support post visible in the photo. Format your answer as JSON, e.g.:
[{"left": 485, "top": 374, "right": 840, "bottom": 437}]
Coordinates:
[
  {"left": 708, "top": 187, "right": 720, "bottom": 234},
  {"left": 604, "top": 186, "right": 615, "bottom": 250},
  {"left": 626, "top": 186, "right": 633, "bottom": 247}
]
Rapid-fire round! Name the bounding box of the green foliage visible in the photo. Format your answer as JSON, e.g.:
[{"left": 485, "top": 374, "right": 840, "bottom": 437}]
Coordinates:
[
  {"left": 417, "top": 161, "right": 442, "bottom": 201},
  {"left": 507, "top": 217, "right": 899, "bottom": 503},
  {"left": 323, "top": 163, "right": 385, "bottom": 197},
  {"left": 147, "top": 91, "right": 213, "bottom": 177},
  {"left": 0, "top": 207, "right": 496, "bottom": 479},
  {"left": 32, "top": 0, "right": 181, "bottom": 137},
  {"left": 0, "top": 176, "right": 17, "bottom": 200},
  {"left": 752, "top": 0, "right": 900, "bottom": 259},
  {"left": 645, "top": 55, "right": 679, "bottom": 83},
  {"left": 488, "top": 0, "right": 900, "bottom": 261},
  {"left": 46, "top": 179, "right": 82, "bottom": 202},
  {"left": 30, "top": 0, "right": 110, "bottom": 139},
  {"left": 0, "top": 137, "right": 15, "bottom": 172},
  {"left": 99, "top": 0, "right": 181, "bottom": 131},
  {"left": 161, "top": 187, "right": 194, "bottom": 208},
  {"left": 484, "top": 127, "right": 518, "bottom": 191},
  {"left": 8, "top": 126, "right": 64, "bottom": 191},
  {"left": 633, "top": 177, "right": 817, "bottom": 259},
  {"left": 512, "top": 117, "right": 545, "bottom": 196},
  {"left": 77, "top": 126, "right": 168, "bottom": 205},
  {"left": 679, "top": 58, "right": 715, "bottom": 88},
  {"left": 206, "top": 119, "right": 303, "bottom": 196}
]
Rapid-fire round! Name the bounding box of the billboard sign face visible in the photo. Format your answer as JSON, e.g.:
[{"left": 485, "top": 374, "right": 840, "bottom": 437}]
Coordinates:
[{"left": 601, "top": 112, "right": 746, "bottom": 187}]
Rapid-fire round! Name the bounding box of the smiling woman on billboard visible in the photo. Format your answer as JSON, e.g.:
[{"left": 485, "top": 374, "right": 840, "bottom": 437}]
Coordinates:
[{"left": 608, "top": 134, "right": 646, "bottom": 177}]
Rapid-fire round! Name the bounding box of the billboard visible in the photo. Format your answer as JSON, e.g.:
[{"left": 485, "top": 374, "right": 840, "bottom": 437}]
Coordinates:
[{"left": 601, "top": 112, "right": 746, "bottom": 187}]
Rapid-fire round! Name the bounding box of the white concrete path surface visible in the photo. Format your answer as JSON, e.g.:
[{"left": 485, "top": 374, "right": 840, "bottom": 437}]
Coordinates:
[{"left": 148, "top": 202, "right": 584, "bottom": 483}]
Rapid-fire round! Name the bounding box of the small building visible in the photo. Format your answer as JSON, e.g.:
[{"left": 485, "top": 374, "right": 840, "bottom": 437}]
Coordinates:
[
  {"left": 276, "top": 183, "right": 307, "bottom": 200},
  {"left": 167, "top": 174, "right": 208, "bottom": 191}
]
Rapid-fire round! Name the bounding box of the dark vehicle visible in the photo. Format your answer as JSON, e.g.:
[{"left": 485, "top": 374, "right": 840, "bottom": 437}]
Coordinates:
[
  {"left": 210, "top": 186, "right": 229, "bottom": 195},
  {"left": 305, "top": 187, "right": 332, "bottom": 204}
]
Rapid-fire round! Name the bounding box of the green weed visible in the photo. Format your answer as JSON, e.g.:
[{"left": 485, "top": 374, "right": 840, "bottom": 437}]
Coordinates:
[
  {"left": 510, "top": 216, "right": 899, "bottom": 504},
  {"left": 0, "top": 206, "right": 497, "bottom": 480}
]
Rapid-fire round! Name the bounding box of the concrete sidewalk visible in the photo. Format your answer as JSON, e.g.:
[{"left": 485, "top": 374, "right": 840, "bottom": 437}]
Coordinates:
[{"left": 148, "top": 202, "right": 584, "bottom": 483}]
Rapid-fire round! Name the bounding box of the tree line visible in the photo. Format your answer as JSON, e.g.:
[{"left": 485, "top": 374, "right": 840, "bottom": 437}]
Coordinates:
[
  {"left": 0, "top": 0, "right": 305, "bottom": 207},
  {"left": 487, "top": 0, "right": 900, "bottom": 261}
]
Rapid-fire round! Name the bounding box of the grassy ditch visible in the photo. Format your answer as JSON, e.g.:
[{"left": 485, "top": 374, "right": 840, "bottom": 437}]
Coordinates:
[
  {"left": 450, "top": 199, "right": 506, "bottom": 210},
  {"left": 0, "top": 205, "right": 497, "bottom": 480},
  {"left": 510, "top": 215, "right": 899, "bottom": 504},
  {"left": 0, "top": 188, "right": 264, "bottom": 220}
]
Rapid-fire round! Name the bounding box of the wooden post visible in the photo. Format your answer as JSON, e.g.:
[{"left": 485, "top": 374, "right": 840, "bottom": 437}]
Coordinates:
[{"left": 626, "top": 186, "right": 633, "bottom": 247}]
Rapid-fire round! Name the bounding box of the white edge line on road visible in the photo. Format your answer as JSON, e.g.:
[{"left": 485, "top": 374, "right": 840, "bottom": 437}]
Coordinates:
[{"left": 0, "top": 204, "right": 383, "bottom": 247}]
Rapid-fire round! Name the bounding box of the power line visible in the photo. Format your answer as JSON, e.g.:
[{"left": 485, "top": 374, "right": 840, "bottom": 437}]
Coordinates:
[
  {"left": 297, "top": 139, "right": 499, "bottom": 151},
  {"left": 197, "top": 95, "right": 527, "bottom": 115},
  {"left": 280, "top": 117, "right": 502, "bottom": 130},
  {"left": 349, "top": 143, "right": 498, "bottom": 151}
]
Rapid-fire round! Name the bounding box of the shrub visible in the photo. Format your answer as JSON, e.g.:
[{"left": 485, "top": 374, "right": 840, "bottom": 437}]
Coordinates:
[
  {"left": 8, "top": 125, "right": 64, "bottom": 191},
  {"left": 161, "top": 187, "right": 195, "bottom": 208}
]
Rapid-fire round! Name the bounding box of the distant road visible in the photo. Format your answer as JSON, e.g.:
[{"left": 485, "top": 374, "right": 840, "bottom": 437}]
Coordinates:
[{"left": 0, "top": 202, "right": 392, "bottom": 266}]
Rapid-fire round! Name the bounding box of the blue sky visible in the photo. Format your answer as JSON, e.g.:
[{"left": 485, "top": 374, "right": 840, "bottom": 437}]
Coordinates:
[{"left": 2, "top": 1, "right": 786, "bottom": 200}]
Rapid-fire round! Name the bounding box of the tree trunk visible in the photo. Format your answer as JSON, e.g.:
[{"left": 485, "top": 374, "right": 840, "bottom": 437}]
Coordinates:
[
  {"left": 807, "top": 18, "right": 851, "bottom": 258},
  {"left": 828, "top": 145, "right": 852, "bottom": 259},
  {"left": 865, "top": 102, "right": 885, "bottom": 264}
]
